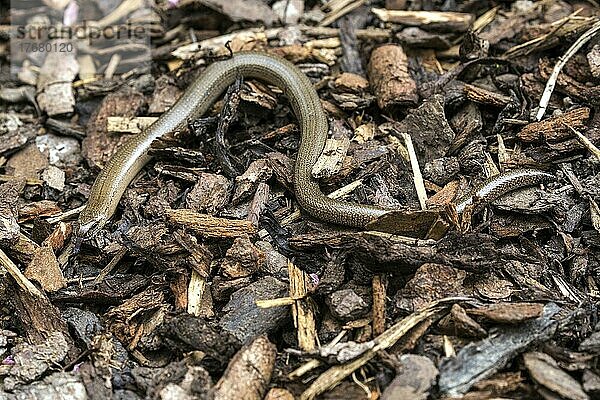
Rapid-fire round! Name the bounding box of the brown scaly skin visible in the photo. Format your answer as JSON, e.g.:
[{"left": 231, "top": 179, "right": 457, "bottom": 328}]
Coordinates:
[
  {"left": 76, "top": 52, "right": 554, "bottom": 245},
  {"left": 454, "top": 169, "right": 554, "bottom": 213}
]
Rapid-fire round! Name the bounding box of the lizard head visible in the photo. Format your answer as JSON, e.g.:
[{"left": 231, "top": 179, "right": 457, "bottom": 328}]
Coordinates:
[{"left": 73, "top": 208, "right": 107, "bottom": 254}]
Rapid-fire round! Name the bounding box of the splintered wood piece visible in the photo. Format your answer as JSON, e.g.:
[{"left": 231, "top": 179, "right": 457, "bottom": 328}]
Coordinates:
[
  {"left": 24, "top": 245, "right": 66, "bottom": 292},
  {"left": 400, "top": 131, "right": 427, "bottom": 210},
  {"left": 187, "top": 269, "right": 208, "bottom": 317},
  {"left": 368, "top": 44, "right": 418, "bottom": 110},
  {"left": 524, "top": 352, "right": 589, "bottom": 400},
  {"left": 299, "top": 297, "right": 462, "bottom": 400},
  {"left": 464, "top": 84, "right": 512, "bottom": 107},
  {"left": 213, "top": 335, "right": 277, "bottom": 400},
  {"left": 247, "top": 182, "right": 269, "bottom": 228},
  {"left": 312, "top": 136, "right": 350, "bottom": 179},
  {"left": 371, "top": 9, "right": 474, "bottom": 32},
  {"left": 467, "top": 302, "right": 544, "bottom": 324},
  {"left": 106, "top": 116, "right": 157, "bottom": 133},
  {"left": 42, "top": 222, "right": 72, "bottom": 252},
  {"left": 517, "top": 107, "right": 590, "bottom": 143},
  {"left": 18, "top": 200, "right": 62, "bottom": 222},
  {"left": 288, "top": 260, "right": 317, "bottom": 352},
  {"left": 438, "top": 303, "right": 561, "bottom": 396},
  {"left": 166, "top": 209, "right": 257, "bottom": 238},
  {"left": 372, "top": 274, "right": 386, "bottom": 336},
  {"left": 232, "top": 159, "right": 273, "bottom": 204},
  {"left": 0, "top": 248, "right": 44, "bottom": 298},
  {"left": 0, "top": 249, "right": 69, "bottom": 343}
]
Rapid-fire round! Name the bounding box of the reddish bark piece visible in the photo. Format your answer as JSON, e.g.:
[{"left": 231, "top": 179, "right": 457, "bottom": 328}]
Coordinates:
[
  {"left": 213, "top": 335, "right": 277, "bottom": 400},
  {"left": 82, "top": 89, "right": 146, "bottom": 169},
  {"left": 24, "top": 245, "right": 66, "bottom": 292},
  {"left": 368, "top": 44, "right": 418, "bottom": 110}
]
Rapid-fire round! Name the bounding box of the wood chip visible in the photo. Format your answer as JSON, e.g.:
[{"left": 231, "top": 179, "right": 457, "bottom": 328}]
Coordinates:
[
  {"left": 265, "top": 388, "right": 295, "bottom": 400},
  {"left": 517, "top": 107, "right": 590, "bottom": 143},
  {"left": 0, "top": 179, "right": 25, "bottom": 244},
  {"left": 186, "top": 173, "right": 231, "bottom": 214},
  {"left": 371, "top": 9, "right": 474, "bottom": 32},
  {"left": 221, "top": 235, "right": 265, "bottom": 278},
  {"left": 36, "top": 40, "right": 78, "bottom": 116},
  {"left": 106, "top": 116, "right": 157, "bottom": 134},
  {"left": 82, "top": 89, "right": 146, "bottom": 168},
  {"left": 166, "top": 209, "right": 256, "bottom": 238},
  {"left": 6, "top": 144, "right": 48, "bottom": 179},
  {"left": 380, "top": 354, "right": 438, "bottom": 400},
  {"left": 24, "top": 245, "right": 66, "bottom": 292},
  {"left": 18, "top": 201, "right": 61, "bottom": 224},
  {"left": 288, "top": 260, "right": 317, "bottom": 352},
  {"left": 524, "top": 351, "right": 589, "bottom": 400},
  {"left": 231, "top": 160, "right": 272, "bottom": 205},
  {"left": 312, "top": 136, "right": 350, "bottom": 179},
  {"left": 464, "top": 83, "right": 512, "bottom": 107},
  {"left": 213, "top": 335, "right": 277, "bottom": 400},
  {"left": 438, "top": 303, "right": 561, "bottom": 396},
  {"left": 40, "top": 165, "right": 65, "bottom": 191},
  {"left": 368, "top": 44, "right": 418, "bottom": 110}
]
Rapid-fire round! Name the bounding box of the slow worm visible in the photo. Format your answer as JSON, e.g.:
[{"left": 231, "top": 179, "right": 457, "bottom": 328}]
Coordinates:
[{"left": 76, "top": 51, "right": 553, "bottom": 243}]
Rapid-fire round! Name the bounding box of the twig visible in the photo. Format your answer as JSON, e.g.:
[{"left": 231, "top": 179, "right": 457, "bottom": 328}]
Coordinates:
[
  {"left": 0, "top": 174, "right": 43, "bottom": 186},
  {"left": 504, "top": 12, "right": 580, "bottom": 58},
  {"left": 300, "top": 297, "right": 469, "bottom": 400},
  {"left": 256, "top": 297, "right": 296, "bottom": 308},
  {"left": 372, "top": 275, "right": 386, "bottom": 336},
  {"left": 93, "top": 246, "right": 127, "bottom": 285},
  {"left": 473, "top": 6, "right": 499, "bottom": 33},
  {"left": 0, "top": 248, "right": 44, "bottom": 298},
  {"left": 188, "top": 269, "right": 207, "bottom": 316},
  {"left": 566, "top": 124, "right": 600, "bottom": 162},
  {"left": 46, "top": 205, "right": 85, "bottom": 224},
  {"left": 400, "top": 132, "right": 427, "bottom": 210},
  {"left": 288, "top": 260, "right": 317, "bottom": 352},
  {"left": 536, "top": 19, "right": 600, "bottom": 121},
  {"left": 288, "top": 331, "right": 347, "bottom": 380},
  {"left": 496, "top": 135, "right": 508, "bottom": 171},
  {"left": 320, "top": 0, "right": 366, "bottom": 27}
]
